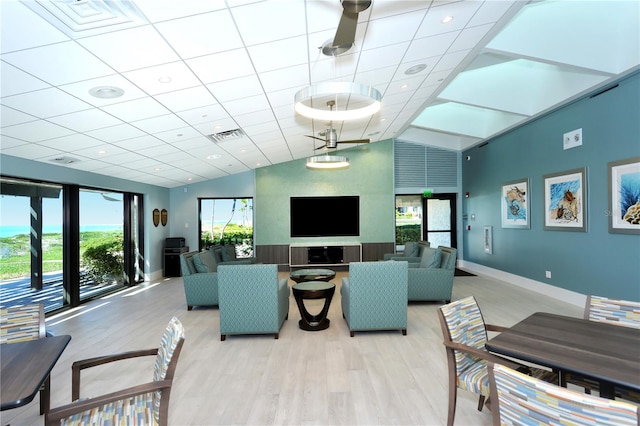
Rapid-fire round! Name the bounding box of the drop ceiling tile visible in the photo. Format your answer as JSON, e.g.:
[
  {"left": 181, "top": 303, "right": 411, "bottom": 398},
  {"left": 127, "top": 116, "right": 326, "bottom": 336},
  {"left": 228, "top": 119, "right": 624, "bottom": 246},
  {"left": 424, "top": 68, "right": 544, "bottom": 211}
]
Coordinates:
[
  {"left": 362, "top": 11, "right": 424, "bottom": 51},
  {"left": 0, "top": 1, "right": 69, "bottom": 54},
  {"left": 222, "top": 94, "right": 271, "bottom": 117},
  {"left": 433, "top": 50, "right": 471, "bottom": 73},
  {"left": 0, "top": 63, "right": 50, "bottom": 97},
  {"left": 38, "top": 134, "right": 104, "bottom": 151},
  {"left": 450, "top": 24, "right": 494, "bottom": 53},
  {"left": 1, "top": 120, "right": 75, "bottom": 142},
  {"left": 153, "top": 151, "right": 194, "bottom": 164},
  {"left": 192, "top": 118, "right": 239, "bottom": 136},
  {"left": 1, "top": 106, "right": 37, "bottom": 127},
  {"left": 59, "top": 75, "right": 148, "bottom": 107},
  {"left": 100, "top": 97, "right": 171, "bottom": 123},
  {"left": 247, "top": 36, "right": 309, "bottom": 73},
  {"left": 2, "top": 87, "right": 91, "bottom": 118},
  {"left": 78, "top": 26, "right": 179, "bottom": 72},
  {"left": 131, "top": 114, "right": 188, "bottom": 134},
  {"left": 0, "top": 136, "right": 30, "bottom": 149},
  {"left": 137, "top": 143, "right": 183, "bottom": 157},
  {"left": 48, "top": 109, "right": 124, "bottom": 133},
  {"left": 234, "top": 109, "right": 276, "bottom": 128},
  {"left": 368, "top": 0, "right": 429, "bottom": 21},
  {"left": 357, "top": 42, "right": 410, "bottom": 73},
  {"left": 134, "top": 0, "right": 226, "bottom": 23},
  {"left": 242, "top": 121, "right": 281, "bottom": 138},
  {"left": 71, "top": 143, "right": 129, "bottom": 159},
  {"left": 85, "top": 124, "right": 147, "bottom": 143},
  {"left": 153, "top": 127, "right": 203, "bottom": 144},
  {"left": 176, "top": 104, "right": 228, "bottom": 126},
  {"left": 186, "top": 49, "right": 255, "bottom": 84},
  {"left": 2, "top": 41, "right": 115, "bottom": 86},
  {"left": 231, "top": 1, "right": 306, "bottom": 45},
  {"left": 416, "top": 1, "right": 481, "bottom": 38},
  {"left": 98, "top": 152, "right": 148, "bottom": 166},
  {"left": 154, "top": 86, "right": 217, "bottom": 112},
  {"left": 470, "top": 1, "right": 521, "bottom": 27},
  {"left": 2, "top": 143, "right": 64, "bottom": 160},
  {"left": 170, "top": 136, "right": 219, "bottom": 151},
  {"left": 404, "top": 32, "right": 459, "bottom": 63},
  {"left": 207, "top": 75, "right": 264, "bottom": 103},
  {"left": 123, "top": 62, "right": 201, "bottom": 96},
  {"left": 112, "top": 135, "right": 165, "bottom": 151},
  {"left": 308, "top": 54, "right": 358, "bottom": 84},
  {"left": 259, "top": 64, "right": 310, "bottom": 93},
  {"left": 154, "top": 9, "right": 242, "bottom": 58}
]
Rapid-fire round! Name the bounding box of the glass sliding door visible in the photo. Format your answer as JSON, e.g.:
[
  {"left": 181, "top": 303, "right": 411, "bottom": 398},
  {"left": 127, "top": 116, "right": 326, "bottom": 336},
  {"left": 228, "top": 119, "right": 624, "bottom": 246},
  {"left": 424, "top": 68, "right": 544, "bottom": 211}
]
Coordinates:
[
  {"left": 79, "top": 189, "right": 125, "bottom": 301},
  {"left": 0, "top": 178, "right": 64, "bottom": 311}
]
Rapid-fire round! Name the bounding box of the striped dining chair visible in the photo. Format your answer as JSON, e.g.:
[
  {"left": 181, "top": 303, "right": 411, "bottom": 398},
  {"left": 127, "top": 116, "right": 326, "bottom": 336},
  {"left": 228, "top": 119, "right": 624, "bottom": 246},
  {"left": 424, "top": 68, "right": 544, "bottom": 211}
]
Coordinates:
[
  {"left": 45, "top": 316, "right": 185, "bottom": 426},
  {"left": 562, "top": 295, "right": 640, "bottom": 402},
  {"left": 0, "top": 304, "right": 50, "bottom": 414},
  {"left": 437, "top": 296, "right": 558, "bottom": 426},
  {"left": 489, "top": 362, "right": 640, "bottom": 426}
]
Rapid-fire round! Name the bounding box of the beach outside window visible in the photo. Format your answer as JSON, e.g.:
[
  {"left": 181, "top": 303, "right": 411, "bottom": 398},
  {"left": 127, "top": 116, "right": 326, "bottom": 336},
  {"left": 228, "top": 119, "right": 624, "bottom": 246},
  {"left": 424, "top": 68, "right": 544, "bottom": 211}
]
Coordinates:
[{"left": 199, "top": 198, "right": 254, "bottom": 257}]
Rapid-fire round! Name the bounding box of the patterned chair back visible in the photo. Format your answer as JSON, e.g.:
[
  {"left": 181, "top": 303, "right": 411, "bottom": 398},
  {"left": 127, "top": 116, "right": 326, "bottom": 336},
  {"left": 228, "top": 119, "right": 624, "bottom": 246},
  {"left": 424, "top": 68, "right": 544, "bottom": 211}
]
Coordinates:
[
  {"left": 152, "top": 316, "right": 185, "bottom": 425},
  {"left": 0, "top": 304, "right": 46, "bottom": 344},
  {"left": 585, "top": 295, "right": 640, "bottom": 329},
  {"left": 489, "top": 362, "right": 639, "bottom": 426},
  {"left": 439, "top": 296, "right": 488, "bottom": 378}
]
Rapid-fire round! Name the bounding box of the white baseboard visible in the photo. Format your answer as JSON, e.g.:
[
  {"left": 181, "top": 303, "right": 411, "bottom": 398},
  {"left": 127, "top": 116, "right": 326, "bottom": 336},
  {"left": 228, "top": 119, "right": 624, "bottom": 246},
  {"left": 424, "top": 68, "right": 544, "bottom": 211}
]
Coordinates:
[
  {"left": 458, "top": 260, "right": 586, "bottom": 308},
  {"left": 146, "top": 269, "right": 164, "bottom": 282}
]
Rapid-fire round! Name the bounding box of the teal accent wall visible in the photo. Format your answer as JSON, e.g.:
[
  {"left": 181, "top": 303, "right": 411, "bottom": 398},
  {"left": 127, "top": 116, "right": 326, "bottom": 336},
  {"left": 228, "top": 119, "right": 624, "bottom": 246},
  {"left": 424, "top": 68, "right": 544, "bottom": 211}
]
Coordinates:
[
  {"left": 462, "top": 71, "right": 640, "bottom": 300},
  {"left": 255, "top": 139, "right": 395, "bottom": 245}
]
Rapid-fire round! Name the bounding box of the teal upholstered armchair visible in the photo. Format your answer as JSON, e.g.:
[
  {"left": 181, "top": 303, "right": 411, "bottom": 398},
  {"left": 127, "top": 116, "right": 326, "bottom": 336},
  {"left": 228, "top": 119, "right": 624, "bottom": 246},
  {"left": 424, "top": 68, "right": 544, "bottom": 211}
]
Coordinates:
[
  {"left": 341, "top": 261, "right": 409, "bottom": 337},
  {"left": 407, "top": 246, "right": 457, "bottom": 303},
  {"left": 217, "top": 264, "right": 289, "bottom": 341}
]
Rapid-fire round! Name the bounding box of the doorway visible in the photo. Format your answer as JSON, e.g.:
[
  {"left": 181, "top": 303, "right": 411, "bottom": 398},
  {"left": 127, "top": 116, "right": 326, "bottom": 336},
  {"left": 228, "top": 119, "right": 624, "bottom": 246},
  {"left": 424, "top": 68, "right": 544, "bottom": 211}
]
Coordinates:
[{"left": 394, "top": 193, "right": 457, "bottom": 249}]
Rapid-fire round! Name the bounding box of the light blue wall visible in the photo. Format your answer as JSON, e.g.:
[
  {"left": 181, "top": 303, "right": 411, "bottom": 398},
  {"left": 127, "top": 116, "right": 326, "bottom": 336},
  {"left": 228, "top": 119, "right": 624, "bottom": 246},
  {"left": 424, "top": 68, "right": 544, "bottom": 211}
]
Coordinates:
[
  {"left": 462, "top": 71, "right": 640, "bottom": 300},
  {"left": 0, "top": 154, "right": 170, "bottom": 277},
  {"left": 167, "top": 171, "right": 254, "bottom": 250},
  {"left": 255, "top": 139, "right": 395, "bottom": 245}
]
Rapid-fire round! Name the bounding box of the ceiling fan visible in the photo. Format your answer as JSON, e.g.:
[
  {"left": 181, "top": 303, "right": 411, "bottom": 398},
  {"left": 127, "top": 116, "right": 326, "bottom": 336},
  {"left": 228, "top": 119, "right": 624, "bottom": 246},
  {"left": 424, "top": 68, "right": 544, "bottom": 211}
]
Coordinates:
[
  {"left": 322, "top": 0, "right": 372, "bottom": 56},
  {"left": 306, "top": 100, "right": 371, "bottom": 149}
]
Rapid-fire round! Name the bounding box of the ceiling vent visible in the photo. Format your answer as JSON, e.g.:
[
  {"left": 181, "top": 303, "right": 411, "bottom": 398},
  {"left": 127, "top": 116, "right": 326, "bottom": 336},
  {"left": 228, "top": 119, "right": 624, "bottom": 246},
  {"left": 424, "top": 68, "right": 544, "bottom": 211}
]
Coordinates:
[
  {"left": 49, "top": 156, "right": 80, "bottom": 165},
  {"left": 207, "top": 129, "right": 246, "bottom": 143},
  {"left": 21, "top": 0, "right": 148, "bottom": 38}
]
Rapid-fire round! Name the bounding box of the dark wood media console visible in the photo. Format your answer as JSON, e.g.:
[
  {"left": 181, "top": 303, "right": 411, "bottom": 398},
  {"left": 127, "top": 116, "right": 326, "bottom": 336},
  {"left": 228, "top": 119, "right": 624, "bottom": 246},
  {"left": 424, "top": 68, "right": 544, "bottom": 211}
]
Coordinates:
[{"left": 290, "top": 244, "right": 361, "bottom": 267}]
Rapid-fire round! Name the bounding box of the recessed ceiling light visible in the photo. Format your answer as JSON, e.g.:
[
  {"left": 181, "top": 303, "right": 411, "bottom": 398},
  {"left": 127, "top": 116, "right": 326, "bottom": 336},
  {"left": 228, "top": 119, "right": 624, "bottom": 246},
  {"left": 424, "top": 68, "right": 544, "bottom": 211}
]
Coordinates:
[
  {"left": 240, "top": 149, "right": 247, "bottom": 153},
  {"left": 187, "top": 177, "right": 193, "bottom": 181},
  {"left": 404, "top": 64, "right": 427, "bottom": 75},
  {"left": 97, "top": 150, "right": 107, "bottom": 154},
  {"left": 158, "top": 76, "right": 172, "bottom": 83},
  {"left": 206, "top": 154, "right": 222, "bottom": 160},
  {"left": 256, "top": 162, "right": 261, "bottom": 166},
  {"left": 154, "top": 167, "right": 161, "bottom": 172},
  {"left": 442, "top": 16, "right": 454, "bottom": 24},
  {"left": 89, "top": 86, "right": 124, "bottom": 99},
  {"left": 401, "top": 84, "right": 408, "bottom": 89}
]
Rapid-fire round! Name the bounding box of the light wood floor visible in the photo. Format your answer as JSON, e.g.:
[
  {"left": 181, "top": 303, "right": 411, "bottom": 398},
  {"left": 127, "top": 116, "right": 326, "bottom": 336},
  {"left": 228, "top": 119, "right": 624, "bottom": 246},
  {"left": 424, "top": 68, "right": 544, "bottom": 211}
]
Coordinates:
[{"left": 2, "top": 271, "right": 582, "bottom": 426}]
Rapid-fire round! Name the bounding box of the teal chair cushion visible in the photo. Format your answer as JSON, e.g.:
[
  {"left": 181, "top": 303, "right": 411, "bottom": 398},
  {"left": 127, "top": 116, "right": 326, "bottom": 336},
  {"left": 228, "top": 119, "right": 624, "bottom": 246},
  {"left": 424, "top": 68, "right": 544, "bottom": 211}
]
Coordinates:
[
  {"left": 419, "top": 247, "right": 442, "bottom": 268},
  {"left": 403, "top": 241, "right": 420, "bottom": 257}
]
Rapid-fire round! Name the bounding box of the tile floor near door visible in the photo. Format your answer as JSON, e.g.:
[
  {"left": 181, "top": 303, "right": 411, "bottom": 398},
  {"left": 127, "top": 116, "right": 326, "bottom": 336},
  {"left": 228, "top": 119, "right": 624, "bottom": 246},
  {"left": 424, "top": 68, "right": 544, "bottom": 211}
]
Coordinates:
[{"left": 2, "top": 271, "right": 582, "bottom": 426}]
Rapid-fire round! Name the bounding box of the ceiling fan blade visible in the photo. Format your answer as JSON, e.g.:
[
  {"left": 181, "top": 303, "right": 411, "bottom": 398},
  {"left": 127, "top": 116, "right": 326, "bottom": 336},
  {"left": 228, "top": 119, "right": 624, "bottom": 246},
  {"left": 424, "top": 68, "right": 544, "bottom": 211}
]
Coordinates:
[
  {"left": 314, "top": 144, "right": 328, "bottom": 150},
  {"left": 305, "top": 134, "right": 325, "bottom": 142},
  {"left": 333, "top": 10, "right": 358, "bottom": 48},
  {"left": 338, "top": 139, "right": 370, "bottom": 144}
]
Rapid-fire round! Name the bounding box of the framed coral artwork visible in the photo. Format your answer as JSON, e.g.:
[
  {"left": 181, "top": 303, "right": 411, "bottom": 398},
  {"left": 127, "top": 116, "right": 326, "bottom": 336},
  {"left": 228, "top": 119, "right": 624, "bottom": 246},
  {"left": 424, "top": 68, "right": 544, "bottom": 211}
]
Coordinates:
[
  {"left": 501, "top": 178, "right": 530, "bottom": 229},
  {"left": 608, "top": 157, "right": 640, "bottom": 234},
  {"left": 543, "top": 168, "right": 587, "bottom": 232}
]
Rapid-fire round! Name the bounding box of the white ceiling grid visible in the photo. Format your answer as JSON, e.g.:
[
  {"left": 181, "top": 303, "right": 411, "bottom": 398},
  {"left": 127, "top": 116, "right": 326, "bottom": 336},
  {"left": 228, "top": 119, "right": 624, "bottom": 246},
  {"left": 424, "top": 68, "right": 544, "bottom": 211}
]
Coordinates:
[{"left": 0, "top": 0, "right": 638, "bottom": 188}]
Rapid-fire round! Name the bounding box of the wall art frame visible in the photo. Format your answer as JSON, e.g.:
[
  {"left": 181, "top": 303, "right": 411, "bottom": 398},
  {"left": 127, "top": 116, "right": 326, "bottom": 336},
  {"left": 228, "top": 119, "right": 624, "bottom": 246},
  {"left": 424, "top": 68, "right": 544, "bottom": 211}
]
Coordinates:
[
  {"left": 501, "top": 178, "right": 530, "bottom": 229},
  {"left": 152, "top": 208, "right": 160, "bottom": 227},
  {"left": 608, "top": 156, "right": 640, "bottom": 234},
  {"left": 543, "top": 167, "right": 587, "bottom": 232}
]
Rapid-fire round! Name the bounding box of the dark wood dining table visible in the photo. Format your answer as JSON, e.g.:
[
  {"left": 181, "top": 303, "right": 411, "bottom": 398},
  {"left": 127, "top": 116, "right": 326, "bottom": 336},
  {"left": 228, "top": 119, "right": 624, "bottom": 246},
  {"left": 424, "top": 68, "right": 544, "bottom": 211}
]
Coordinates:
[
  {"left": 485, "top": 312, "right": 640, "bottom": 399},
  {"left": 1, "top": 334, "right": 71, "bottom": 411}
]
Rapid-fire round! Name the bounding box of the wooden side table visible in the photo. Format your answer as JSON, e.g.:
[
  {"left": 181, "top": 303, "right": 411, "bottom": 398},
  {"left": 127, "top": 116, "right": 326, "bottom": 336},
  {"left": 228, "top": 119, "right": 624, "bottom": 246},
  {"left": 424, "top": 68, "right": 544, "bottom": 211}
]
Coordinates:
[{"left": 292, "top": 281, "right": 336, "bottom": 331}]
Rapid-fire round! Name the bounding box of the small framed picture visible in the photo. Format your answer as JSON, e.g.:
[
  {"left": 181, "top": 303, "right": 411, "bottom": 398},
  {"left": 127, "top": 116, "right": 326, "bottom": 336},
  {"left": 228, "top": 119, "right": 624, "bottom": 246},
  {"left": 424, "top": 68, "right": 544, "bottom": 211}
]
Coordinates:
[
  {"left": 501, "top": 178, "right": 530, "bottom": 229},
  {"left": 543, "top": 168, "right": 587, "bottom": 232},
  {"left": 608, "top": 157, "right": 640, "bottom": 234}
]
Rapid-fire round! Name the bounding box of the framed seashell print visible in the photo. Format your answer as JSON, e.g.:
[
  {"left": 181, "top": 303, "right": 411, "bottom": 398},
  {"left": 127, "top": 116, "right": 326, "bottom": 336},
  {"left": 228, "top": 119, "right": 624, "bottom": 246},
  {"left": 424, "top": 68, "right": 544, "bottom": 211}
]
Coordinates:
[
  {"left": 608, "top": 157, "right": 640, "bottom": 234},
  {"left": 543, "top": 168, "right": 587, "bottom": 232}
]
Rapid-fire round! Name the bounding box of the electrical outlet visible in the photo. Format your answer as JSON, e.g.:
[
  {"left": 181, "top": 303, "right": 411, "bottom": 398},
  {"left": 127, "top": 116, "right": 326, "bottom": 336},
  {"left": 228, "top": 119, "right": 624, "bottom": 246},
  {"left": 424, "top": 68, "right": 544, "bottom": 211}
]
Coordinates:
[
  {"left": 563, "top": 128, "right": 582, "bottom": 150},
  {"left": 545, "top": 270, "right": 552, "bottom": 279}
]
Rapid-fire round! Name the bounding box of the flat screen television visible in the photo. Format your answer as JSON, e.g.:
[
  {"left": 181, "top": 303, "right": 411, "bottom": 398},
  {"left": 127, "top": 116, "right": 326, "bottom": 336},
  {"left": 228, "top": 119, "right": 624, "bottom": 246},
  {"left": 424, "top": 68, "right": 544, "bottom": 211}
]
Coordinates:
[{"left": 290, "top": 196, "right": 359, "bottom": 237}]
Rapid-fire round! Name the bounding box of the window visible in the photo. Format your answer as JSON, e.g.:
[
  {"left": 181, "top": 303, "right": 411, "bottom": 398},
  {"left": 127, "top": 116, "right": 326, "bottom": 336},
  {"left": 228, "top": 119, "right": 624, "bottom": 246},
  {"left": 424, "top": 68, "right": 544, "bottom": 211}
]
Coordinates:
[{"left": 199, "top": 198, "right": 253, "bottom": 257}]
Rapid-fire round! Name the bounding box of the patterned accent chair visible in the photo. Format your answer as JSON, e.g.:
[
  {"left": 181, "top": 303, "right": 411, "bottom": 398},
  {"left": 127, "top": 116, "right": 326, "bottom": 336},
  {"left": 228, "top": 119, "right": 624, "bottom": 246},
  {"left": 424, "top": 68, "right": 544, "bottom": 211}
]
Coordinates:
[
  {"left": 1, "top": 304, "right": 50, "bottom": 414},
  {"left": 341, "top": 261, "right": 408, "bottom": 337},
  {"left": 489, "top": 362, "right": 639, "bottom": 426},
  {"left": 562, "top": 295, "right": 640, "bottom": 403},
  {"left": 407, "top": 246, "right": 457, "bottom": 303},
  {"left": 45, "top": 317, "right": 185, "bottom": 426},
  {"left": 438, "top": 296, "right": 558, "bottom": 426},
  {"left": 382, "top": 241, "right": 430, "bottom": 266},
  {"left": 217, "top": 264, "right": 289, "bottom": 341}
]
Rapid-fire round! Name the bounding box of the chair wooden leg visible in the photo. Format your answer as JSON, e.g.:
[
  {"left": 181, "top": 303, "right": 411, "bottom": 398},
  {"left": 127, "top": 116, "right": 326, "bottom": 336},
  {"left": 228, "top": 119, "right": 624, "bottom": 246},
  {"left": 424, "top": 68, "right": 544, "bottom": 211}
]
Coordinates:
[
  {"left": 447, "top": 380, "right": 457, "bottom": 426},
  {"left": 402, "top": 329, "right": 407, "bottom": 336},
  {"left": 187, "top": 305, "right": 193, "bottom": 311},
  {"left": 274, "top": 333, "right": 279, "bottom": 339},
  {"left": 350, "top": 331, "right": 355, "bottom": 337},
  {"left": 477, "top": 395, "right": 486, "bottom": 411},
  {"left": 220, "top": 334, "right": 226, "bottom": 341}
]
